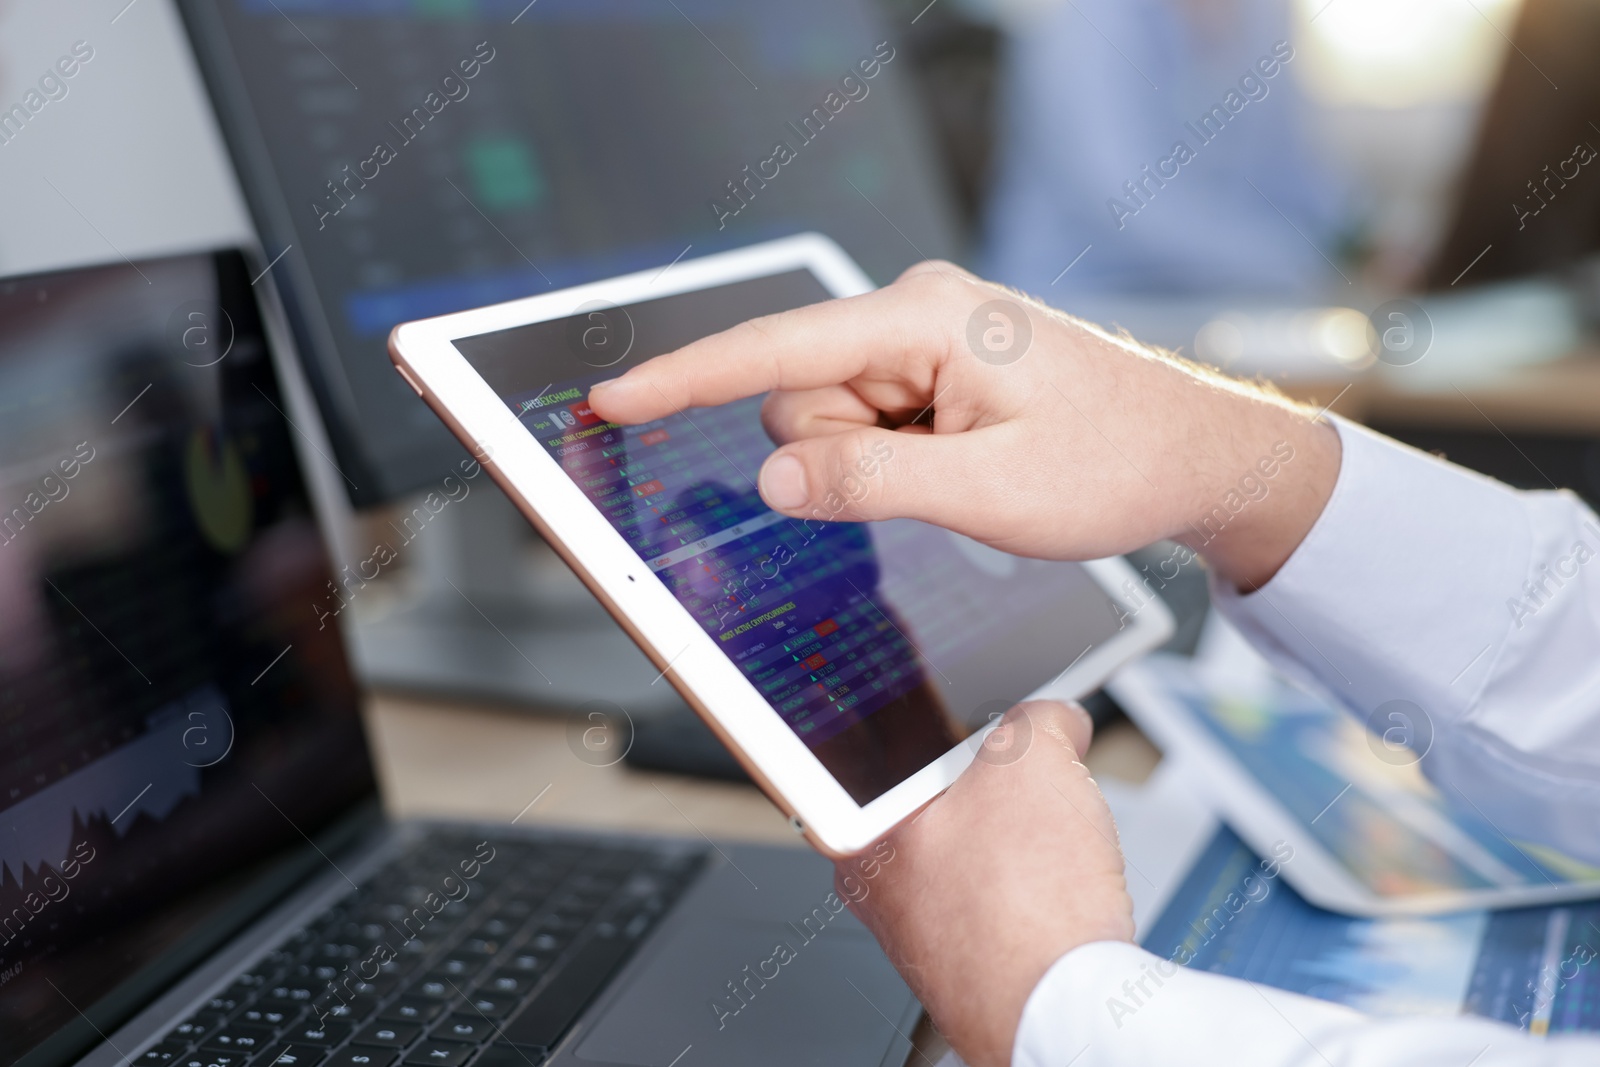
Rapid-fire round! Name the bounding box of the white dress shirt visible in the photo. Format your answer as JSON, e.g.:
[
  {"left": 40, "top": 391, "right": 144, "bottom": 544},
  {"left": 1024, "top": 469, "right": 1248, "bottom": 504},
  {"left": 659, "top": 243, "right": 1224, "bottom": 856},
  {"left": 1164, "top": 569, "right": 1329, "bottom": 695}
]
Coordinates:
[{"left": 1013, "top": 418, "right": 1600, "bottom": 1066}]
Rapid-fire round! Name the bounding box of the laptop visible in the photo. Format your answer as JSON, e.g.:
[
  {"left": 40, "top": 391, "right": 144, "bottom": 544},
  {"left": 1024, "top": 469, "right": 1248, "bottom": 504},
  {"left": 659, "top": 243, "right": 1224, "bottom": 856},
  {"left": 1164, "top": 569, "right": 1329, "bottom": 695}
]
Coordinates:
[{"left": 0, "top": 249, "right": 919, "bottom": 1067}]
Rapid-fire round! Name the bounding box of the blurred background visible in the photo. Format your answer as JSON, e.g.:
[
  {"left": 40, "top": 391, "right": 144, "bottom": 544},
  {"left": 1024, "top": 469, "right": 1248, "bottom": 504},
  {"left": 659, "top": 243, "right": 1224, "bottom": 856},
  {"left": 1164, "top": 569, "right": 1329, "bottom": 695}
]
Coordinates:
[{"left": 3, "top": 0, "right": 1599, "bottom": 755}]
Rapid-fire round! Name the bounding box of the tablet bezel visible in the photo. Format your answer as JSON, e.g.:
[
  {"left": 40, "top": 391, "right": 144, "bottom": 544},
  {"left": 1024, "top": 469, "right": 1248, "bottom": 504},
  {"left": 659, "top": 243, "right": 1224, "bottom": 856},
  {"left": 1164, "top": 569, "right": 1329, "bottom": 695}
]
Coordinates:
[{"left": 389, "top": 233, "right": 1175, "bottom": 855}]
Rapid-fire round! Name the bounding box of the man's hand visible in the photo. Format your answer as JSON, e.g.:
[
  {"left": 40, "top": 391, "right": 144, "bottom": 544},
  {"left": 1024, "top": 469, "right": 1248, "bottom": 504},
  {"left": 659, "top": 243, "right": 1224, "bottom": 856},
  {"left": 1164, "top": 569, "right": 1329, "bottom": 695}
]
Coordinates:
[
  {"left": 842, "top": 701, "right": 1134, "bottom": 1067},
  {"left": 588, "top": 262, "right": 1339, "bottom": 1053},
  {"left": 590, "top": 261, "right": 1342, "bottom": 591}
]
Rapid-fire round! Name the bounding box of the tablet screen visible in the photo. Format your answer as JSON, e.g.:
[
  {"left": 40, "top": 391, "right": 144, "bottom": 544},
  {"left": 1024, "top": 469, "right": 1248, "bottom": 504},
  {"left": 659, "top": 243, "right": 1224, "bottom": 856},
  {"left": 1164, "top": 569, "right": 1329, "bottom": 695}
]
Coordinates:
[{"left": 453, "top": 271, "right": 1126, "bottom": 803}]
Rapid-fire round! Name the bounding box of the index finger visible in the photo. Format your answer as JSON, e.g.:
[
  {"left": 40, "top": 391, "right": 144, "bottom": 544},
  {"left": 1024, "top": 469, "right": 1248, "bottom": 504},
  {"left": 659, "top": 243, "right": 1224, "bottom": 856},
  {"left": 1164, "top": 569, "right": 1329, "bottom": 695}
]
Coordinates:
[{"left": 587, "top": 268, "right": 969, "bottom": 424}]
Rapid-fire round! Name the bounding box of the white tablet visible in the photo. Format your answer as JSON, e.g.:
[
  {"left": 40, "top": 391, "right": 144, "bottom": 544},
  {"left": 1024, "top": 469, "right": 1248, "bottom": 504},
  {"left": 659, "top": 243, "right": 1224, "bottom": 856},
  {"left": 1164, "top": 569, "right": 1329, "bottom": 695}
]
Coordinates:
[
  {"left": 1111, "top": 651, "right": 1600, "bottom": 916},
  {"left": 389, "top": 234, "right": 1174, "bottom": 855}
]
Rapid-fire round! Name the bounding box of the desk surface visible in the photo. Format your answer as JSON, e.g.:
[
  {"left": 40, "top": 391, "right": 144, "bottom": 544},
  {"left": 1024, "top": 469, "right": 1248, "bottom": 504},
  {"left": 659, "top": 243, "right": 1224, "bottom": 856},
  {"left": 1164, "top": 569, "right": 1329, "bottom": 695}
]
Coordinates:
[
  {"left": 362, "top": 692, "right": 1161, "bottom": 1064},
  {"left": 364, "top": 693, "right": 1161, "bottom": 837},
  {"left": 1285, "top": 350, "right": 1600, "bottom": 436}
]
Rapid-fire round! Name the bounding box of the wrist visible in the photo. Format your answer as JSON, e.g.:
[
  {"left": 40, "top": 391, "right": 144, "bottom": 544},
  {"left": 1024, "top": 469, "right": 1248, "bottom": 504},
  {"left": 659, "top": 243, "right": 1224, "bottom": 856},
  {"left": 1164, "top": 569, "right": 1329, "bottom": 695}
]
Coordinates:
[{"left": 1173, "top": 404, "right": 1342, "bottom": 592}]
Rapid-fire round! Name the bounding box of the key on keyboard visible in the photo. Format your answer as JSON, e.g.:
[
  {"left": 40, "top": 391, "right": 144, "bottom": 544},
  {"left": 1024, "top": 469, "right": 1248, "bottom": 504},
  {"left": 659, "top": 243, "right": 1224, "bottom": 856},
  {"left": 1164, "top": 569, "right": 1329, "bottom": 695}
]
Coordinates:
[{"left": 142, "top": 832, "right": 704, "bottom": 1067}]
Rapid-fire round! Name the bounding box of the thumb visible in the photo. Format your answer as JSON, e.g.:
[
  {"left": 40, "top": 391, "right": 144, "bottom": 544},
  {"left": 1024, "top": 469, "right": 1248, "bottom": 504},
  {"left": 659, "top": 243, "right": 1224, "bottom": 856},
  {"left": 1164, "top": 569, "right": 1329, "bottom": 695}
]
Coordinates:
[
  {"left": 1014, "top": 700, "right": 1095, "bottom": 761},
  {"left": 756, "top": 425, "right": 1018, "bottom": 532},
  {"left": 966, "top": 700, "right": 1095, "bottom": 774}
]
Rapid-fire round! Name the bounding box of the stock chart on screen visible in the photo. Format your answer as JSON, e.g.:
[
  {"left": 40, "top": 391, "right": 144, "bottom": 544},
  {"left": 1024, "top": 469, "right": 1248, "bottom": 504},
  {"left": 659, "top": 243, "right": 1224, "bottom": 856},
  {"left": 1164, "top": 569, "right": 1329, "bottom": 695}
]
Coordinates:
[
  {"left": 1147, "top": 826, "right": 1600, "bottom": 1034},
  {"left": 451, "top": 270, "right": 1125, "bottom": 804}
]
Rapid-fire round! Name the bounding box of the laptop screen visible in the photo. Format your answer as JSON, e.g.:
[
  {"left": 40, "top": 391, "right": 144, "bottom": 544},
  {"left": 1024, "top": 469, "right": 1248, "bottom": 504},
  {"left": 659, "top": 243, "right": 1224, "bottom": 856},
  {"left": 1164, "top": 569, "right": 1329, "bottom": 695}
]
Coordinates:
[{"left": 0, "top": 252, "right": 375, "bottom": 1067}]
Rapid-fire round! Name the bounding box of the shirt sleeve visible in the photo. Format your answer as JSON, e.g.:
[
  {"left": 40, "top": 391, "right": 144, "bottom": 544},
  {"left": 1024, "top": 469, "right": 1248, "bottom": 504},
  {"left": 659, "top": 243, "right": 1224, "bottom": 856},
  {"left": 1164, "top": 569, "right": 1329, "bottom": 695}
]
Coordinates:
[
  {"left": 1210, "top": 416, "right": 1600, "bottom": 865},
  {"left": 1007, "top": 421, "right": 1600, "bottom": 1067},
  {"left": 1012, "top": 942, "right": 1600, "bottom": 1067}
]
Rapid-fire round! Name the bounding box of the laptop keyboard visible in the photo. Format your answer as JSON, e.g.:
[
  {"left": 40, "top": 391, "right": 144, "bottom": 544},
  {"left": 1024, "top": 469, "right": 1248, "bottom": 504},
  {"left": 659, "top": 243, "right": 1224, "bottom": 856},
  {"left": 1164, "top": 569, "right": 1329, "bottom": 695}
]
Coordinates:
[{"left": 134, "top": 832, "right": 705, "bottom": 1067}]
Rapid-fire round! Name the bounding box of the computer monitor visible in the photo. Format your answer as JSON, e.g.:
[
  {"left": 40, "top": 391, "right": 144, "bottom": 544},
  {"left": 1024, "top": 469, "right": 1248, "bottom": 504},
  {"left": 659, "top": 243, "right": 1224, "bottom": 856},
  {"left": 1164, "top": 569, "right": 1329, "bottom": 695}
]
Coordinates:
[
  {"left": 175, "top": 0, "right": 964, "bottom": 711},
  {"left": 1425, "top": 0, "right": 1600, "bottom": 288},
  {"left": 177, "top": 0, "right": 961, "bottom": 503}
]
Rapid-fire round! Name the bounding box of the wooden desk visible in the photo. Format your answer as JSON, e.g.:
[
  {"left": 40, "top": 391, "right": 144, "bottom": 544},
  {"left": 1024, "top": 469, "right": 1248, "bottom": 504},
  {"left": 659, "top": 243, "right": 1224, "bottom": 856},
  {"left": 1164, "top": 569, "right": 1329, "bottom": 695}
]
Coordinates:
[
  {"left": 364, "top": 692, "right": 1160, "bottom": 833},
  {"left": 363, "top": 692, "right": 800, "bottom": 844},
  {"left": 1280, "top": 350, "right": 1600, "bottom": 436},
  {"left": 362, "top": 691, "right": 1161, "bottom": 1064}
]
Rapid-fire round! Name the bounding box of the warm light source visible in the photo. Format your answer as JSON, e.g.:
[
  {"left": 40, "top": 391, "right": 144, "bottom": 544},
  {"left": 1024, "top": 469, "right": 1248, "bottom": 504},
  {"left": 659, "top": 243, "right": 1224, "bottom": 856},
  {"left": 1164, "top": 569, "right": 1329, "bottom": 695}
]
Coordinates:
[
  {"left": 1193, "top": 306, "right": 1376, "bottom": 375},
  {"left": 1296, "top": 0, "right": 1522, "bottom": 108}
]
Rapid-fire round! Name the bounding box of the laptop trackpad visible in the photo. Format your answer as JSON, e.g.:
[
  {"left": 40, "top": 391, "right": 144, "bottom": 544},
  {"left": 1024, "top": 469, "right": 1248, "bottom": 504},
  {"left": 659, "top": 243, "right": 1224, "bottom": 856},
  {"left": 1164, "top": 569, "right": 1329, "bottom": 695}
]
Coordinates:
[{"left": 570, "top": 917, "right": 913, "bottom": 1066}]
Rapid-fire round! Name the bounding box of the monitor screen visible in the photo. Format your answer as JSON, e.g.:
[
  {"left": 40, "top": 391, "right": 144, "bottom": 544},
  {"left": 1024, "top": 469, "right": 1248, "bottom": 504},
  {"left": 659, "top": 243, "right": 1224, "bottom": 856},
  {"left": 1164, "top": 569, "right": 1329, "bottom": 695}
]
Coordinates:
[
  {"left": 179, "top": 0, "right": 962, "bottom": 504},
  {"left": 451, "top": 270, "right": 1126, "bottom": 804},
  {"left": 0, "top": 252, "right": 374, "bottom": 1067}
]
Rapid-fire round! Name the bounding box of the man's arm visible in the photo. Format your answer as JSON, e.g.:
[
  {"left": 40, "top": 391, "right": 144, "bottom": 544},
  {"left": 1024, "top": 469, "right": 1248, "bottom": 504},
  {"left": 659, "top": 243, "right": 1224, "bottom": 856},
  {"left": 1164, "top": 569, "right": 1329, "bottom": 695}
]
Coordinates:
[
  {"left": 1213, "top": 417, "right": 1600, "bottom": 865},
  {"left": 1016, "top": 941, "right": 1600, "bottom": 1067},
  {"left": 590, "top": 263, "right": 1600, "bottom": 1064},
  {"left": 1011, "top": 420, "right": 1600, "bottom": 1067}
]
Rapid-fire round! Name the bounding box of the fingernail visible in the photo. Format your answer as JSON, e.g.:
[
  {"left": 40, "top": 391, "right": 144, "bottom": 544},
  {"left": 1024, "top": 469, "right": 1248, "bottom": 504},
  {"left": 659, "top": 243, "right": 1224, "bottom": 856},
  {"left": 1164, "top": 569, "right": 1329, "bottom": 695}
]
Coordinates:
[
  {"left": 589, "top": 377, "right": 620, "bottom": 391},
  {"left": 1066, "top": 702, "right": 1093, "bottom": 733},
  {"left": 760, "top": 454, "right": 809, "bottom": 510},
  {"left": 1064, "top": 702, "right": 1094, "bottom": 755}
]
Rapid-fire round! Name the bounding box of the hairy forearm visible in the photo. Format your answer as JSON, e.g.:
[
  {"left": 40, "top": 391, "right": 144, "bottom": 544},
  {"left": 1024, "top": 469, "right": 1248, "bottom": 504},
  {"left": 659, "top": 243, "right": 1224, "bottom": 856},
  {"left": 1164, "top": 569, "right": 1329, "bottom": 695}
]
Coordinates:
[
  {"left": 1170, "top": 396, "right": 1343, "bottom": 592},
  {"left": 1120, "top": 344, "right": 1343, "bottom": 591}
]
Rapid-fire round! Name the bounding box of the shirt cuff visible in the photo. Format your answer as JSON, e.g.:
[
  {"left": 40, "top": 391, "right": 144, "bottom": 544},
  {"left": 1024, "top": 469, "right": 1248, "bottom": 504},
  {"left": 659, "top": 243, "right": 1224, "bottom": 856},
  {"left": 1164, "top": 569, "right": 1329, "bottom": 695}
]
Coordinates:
[
  {"left": 1205, "top": 417, "right": 1600, "bottom": 862},
  {"left": 1011, "top": 941, "right": 1365, "bottom": 1067},
  {"left": 1207, "top": 415, "right": 1531, "bottom": 728}
]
